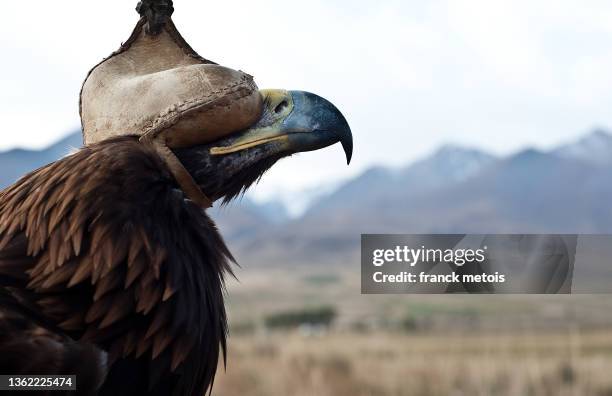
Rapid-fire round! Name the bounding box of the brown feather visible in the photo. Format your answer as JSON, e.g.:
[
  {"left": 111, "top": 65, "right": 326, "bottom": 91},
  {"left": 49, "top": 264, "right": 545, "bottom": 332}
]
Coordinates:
[
  {"left": 152, "top": 330, "right": 174, "bottom": 359},
  {"left": 93, "top": 269, "right": 123, "bottom": 301},
  {"left": 135, "top": 335, "right": 153, "bottom": 359},
  {"left": 27, "top": 252, "right": 50, "bottom": 279},
  {"left": 85, "top": 295, "right": 114, "bottom": 324},
  {"left": 151, "top": 247, "right": 167, "bottom": 280},
  {"left": 40, "top": 259, "right": 78, "bottom": 289},
  {"left": 171, "top": 336, "right": 196, "bottom": 371},
  {"left": 138, "top": 226, "right": 153, "bottom": 255},
  {"left": 59, "top": 312, "right": 85, "bottom": 331},
  {"left": 162, "top": 279, "right": 176, "bottom": 302},
  {"left": 90, "top": 224, "right": 111, "bottom": 260},
  {"left": 48, "top": 205, "right": 67, "bottom": 235},
  {"left": 55, "top": 221, "right": 72, "bottom": 266},
  {"left": 125, "top": 252, "right": 146, "bottom": 288},
  {"left": 122, "top": 330, "right": 138, "bottom": 358},
  {"left": 136, "top": 283, "right": 162, "bottom": 315},
  {"left": 145, "top": 304, "right": 171, "bottom": 339},
  {"left": 99, "top": 291, "right": 134, "bottom": 328},
  {"left": 66, "top": 216, "right": 85, "bottom": 255},
  {"left": 68, "top": 257, "right": 94, "bottom": 287},
  {"left": 127, "top": 236, "right": 144, "bottom": 268},
  {"left": 46, "top": 232, "right": 63, "bottom": 272}
]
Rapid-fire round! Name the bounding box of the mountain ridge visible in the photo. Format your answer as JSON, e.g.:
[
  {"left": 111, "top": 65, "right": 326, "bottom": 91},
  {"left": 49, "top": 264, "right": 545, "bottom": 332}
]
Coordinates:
[{"left": 2, "top": 128, "right": 612, "bottom": 268}]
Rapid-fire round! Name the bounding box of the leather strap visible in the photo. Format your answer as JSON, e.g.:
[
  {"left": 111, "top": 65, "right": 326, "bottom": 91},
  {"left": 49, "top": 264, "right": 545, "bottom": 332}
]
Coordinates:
[{"left": 140, "top": 134, "right": 213, "bottom": 209}]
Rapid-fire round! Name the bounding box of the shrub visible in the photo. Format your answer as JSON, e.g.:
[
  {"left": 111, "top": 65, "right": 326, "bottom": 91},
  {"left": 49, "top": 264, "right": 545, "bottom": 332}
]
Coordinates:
[{"left": 264, "top": 306, "right": 337, "bottom": 330}]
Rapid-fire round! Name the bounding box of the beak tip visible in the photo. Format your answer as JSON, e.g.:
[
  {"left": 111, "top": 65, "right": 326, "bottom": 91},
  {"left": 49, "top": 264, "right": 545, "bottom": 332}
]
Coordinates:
[{"left": 342, "top": 134, "right": 353, "bottom": 165}]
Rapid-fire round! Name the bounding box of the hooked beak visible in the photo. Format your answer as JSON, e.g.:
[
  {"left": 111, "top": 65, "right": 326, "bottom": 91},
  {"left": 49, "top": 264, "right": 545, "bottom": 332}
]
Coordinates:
[{"left": 209, "top": 90, "right": 353, "bottom": 164}]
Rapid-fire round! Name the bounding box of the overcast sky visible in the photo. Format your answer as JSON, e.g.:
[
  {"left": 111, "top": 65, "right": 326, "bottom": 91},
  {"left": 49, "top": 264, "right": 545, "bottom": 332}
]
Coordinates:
[{"left": 2, "top": 0, "right": 612, "bottom": 200}]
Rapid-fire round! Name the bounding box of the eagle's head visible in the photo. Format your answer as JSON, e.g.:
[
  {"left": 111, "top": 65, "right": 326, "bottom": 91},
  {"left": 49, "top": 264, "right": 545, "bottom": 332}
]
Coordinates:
[
  {"left": 174, "top": 89, "right": 353, "bottom": 204},
  {"left": 0, "top": 89, "right": 351, "bottom": 395}
]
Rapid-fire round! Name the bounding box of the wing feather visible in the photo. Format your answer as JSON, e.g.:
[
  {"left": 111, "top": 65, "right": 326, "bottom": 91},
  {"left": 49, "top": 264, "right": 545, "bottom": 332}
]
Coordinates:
[{"left": 0, "top": 138, "right": 232, "bottom": 395}]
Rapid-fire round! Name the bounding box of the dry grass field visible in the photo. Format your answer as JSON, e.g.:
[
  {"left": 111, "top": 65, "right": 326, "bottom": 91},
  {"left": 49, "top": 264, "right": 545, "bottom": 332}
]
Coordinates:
[
  {"left": 215, "top": 330, "right": 612, "bottom": 396},
  {"left": 213, "top": 267, "right": 612, "bottom": 395}
]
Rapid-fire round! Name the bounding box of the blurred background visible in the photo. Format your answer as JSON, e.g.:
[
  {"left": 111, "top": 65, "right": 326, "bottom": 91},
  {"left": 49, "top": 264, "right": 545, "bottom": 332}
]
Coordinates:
[{"left": 4, "top": 1, "right": 612, "bottom": 395}]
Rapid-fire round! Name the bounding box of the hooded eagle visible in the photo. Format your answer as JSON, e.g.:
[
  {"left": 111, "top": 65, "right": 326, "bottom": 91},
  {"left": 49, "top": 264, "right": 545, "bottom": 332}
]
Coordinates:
[{"left": 0, "top": 5, "right": 352, "bottom": 395}]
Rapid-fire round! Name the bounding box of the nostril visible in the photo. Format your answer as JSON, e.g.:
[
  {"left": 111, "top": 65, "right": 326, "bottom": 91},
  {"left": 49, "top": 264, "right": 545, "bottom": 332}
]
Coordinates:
[{"left": 274, "top": 100, "right": 289, "bottom": 114}]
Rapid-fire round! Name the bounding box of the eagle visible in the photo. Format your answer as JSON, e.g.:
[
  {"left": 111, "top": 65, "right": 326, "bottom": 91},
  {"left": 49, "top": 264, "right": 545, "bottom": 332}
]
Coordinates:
[{"left": 0, "top": 91, "right": 352, "bottom": 395}]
